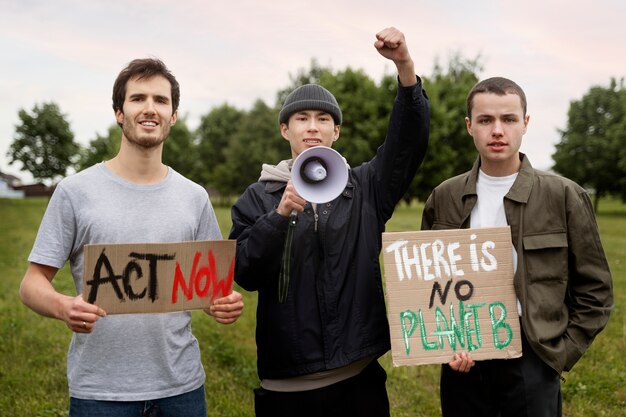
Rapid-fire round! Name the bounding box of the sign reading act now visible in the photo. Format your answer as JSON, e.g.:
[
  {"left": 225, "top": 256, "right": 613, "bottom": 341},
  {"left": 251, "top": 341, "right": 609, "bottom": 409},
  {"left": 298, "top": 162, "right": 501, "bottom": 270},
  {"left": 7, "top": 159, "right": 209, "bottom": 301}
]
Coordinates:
[
  {"left": 82, "top": 240, "right": 235, "bottom": 315},
  {"left": 382, "top": 227, "right": 522, "bottom": 366}
]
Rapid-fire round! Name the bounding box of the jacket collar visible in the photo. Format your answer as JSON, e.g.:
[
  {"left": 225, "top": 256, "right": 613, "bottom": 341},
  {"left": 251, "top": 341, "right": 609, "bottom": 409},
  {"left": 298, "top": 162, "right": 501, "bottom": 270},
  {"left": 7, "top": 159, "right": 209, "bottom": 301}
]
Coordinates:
[
  {"left": 507, "top": 154, "right": 534, "bottom": 204},
  {"left": 462, "top": 153, "right": 534, "bottom": 204}
]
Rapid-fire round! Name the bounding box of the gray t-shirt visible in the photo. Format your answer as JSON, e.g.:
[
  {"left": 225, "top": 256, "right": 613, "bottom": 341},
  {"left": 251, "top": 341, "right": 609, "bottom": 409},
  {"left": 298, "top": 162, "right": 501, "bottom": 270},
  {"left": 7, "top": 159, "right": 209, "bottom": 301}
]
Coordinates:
[{"left": 29, "top": 163, "right": 221, "bottom": 401}]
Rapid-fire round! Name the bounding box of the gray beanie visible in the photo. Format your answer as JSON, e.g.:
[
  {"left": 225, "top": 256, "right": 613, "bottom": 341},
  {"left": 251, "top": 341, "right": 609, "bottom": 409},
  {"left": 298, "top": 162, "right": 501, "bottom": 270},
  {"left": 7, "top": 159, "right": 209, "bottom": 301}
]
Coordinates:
[{"left": 278, "top": 84, "right": 342, "bottom": 125}]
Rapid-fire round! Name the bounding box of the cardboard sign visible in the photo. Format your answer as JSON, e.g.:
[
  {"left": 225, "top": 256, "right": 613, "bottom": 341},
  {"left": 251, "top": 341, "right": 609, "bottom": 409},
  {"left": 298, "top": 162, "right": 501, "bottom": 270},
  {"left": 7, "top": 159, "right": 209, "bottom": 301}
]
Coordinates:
[
  {"left": 382, "top": 227, "right": 522, "bottom": 366},
  {"left": 82, "top": 240, "right": 235, "bottom": 315}
]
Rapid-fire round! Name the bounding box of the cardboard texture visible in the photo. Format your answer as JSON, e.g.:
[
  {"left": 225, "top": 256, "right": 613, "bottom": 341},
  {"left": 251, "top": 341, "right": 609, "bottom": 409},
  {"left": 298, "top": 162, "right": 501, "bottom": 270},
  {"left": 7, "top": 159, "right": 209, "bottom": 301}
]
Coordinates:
[
  {"left": 382, "top": 227, "right": 522, "bottom": 366},
  {"left": 82, "top": 240, "right": 235, "bottom": 315}
]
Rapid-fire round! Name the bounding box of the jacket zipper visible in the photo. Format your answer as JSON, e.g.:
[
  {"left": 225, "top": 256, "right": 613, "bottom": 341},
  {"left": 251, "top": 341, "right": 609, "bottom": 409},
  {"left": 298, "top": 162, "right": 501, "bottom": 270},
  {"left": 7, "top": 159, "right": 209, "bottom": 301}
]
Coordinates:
[{"left": 314, "top": 212, "right": 319, "bottom": 232}]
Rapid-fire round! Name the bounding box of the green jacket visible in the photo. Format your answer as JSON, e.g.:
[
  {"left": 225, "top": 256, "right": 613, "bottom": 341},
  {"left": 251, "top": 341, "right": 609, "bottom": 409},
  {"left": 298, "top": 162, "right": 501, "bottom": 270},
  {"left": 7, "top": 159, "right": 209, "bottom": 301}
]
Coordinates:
[{"left": 421, "top": 154, "right": 613, "bottom": 374}]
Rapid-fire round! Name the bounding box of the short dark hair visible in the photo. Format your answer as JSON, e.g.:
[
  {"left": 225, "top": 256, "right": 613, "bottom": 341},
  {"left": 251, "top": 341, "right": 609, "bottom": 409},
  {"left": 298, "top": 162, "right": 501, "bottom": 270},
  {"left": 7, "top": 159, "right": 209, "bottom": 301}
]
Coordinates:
[
  {"left": 112, "top": 58, "right": 180, "bottom": 114},
  {"left": 466, "top": 77, "right": 527, "bottom": 119}
]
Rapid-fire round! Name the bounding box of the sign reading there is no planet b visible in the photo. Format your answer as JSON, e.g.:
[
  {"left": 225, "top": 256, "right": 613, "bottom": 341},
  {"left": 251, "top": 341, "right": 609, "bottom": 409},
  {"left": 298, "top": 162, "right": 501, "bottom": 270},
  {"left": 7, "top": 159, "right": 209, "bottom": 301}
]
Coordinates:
[{"left": 382, "top": 227, "right": 522, "bottom": 366}]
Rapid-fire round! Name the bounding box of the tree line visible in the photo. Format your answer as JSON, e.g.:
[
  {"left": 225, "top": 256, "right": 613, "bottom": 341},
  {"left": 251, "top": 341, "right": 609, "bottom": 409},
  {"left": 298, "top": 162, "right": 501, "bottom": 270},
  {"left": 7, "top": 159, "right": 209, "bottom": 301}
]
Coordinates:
[{"left": 6, "top": 57, "right": 625, "bottom": 208}]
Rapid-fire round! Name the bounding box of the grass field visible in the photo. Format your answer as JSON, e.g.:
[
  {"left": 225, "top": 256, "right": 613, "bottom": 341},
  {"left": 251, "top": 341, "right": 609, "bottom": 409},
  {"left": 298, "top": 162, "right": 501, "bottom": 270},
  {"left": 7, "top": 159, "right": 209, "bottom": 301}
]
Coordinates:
[{"left": 0, "top": 197, "right": 624, "bottom": 416}]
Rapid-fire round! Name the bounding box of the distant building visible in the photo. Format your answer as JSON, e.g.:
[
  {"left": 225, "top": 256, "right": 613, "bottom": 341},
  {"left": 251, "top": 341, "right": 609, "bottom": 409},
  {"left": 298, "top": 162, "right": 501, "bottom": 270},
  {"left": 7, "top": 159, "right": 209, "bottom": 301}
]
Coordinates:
[
  {"left": 0, "top": 170, "right": 57, "bottom": 198},
  {"left": 0, "top": 171, "right": 25, "bottom": 198},
  {"left": 13, "top": 183, "right": 55, "bottom": 198},
  {"left": 0, "top": 171, "right": 22, "bottom": 186}
]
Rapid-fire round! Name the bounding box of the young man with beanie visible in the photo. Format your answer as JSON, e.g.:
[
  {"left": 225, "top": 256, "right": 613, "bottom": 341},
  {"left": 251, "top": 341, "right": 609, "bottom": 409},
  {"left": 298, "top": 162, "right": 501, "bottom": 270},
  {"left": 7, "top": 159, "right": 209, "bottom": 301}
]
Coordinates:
[
  {"left": 19, "top": 58, "right": 244, "bottom": 416},
  {"left": 421, "top": 76, "right": 613, "bottom": 417},
  {"left": 229, "top": 27, "right": 429, "bottom": 416}
]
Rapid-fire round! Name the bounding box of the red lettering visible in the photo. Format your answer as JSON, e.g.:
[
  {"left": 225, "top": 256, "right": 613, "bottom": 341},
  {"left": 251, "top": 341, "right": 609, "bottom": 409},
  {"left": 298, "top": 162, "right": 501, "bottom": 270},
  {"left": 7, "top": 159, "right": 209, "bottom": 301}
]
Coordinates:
[
  {"left": 209, "top": 250, "right": 235, "bottom": 300},
  {"left": 194, "top": 261, "right": 211, "bottom": 298},
  {"left": 171, "top": 250, "right": 235, "bottom": 304}
]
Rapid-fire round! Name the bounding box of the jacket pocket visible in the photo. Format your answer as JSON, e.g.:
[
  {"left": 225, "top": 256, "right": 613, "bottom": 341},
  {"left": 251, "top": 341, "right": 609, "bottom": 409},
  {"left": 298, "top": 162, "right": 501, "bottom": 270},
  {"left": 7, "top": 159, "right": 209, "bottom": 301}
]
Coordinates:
[{"left": 522, "top": 232, "right": 568, "bottom": 282}]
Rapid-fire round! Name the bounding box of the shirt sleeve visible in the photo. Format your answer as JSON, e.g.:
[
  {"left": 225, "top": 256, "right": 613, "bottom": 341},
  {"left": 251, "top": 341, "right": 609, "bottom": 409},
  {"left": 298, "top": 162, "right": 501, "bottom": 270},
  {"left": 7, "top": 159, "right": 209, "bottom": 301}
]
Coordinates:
[
  {"left": 196, "top": 195, "right": 222, "bottom": 241},
  {"left": 28, "top": 184, "right": 76, "bottom": 269}
]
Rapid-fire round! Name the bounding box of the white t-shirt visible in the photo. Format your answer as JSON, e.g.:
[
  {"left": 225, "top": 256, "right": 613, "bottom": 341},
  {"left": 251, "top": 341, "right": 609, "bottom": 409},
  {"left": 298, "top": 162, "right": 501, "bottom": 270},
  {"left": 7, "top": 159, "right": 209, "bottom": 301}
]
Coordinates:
[
  {"left": 471, "top": 169, "right": 521, "bottom": 315},
  {"left": 29, "top": 163, "right": 221, "bottom": 401}
]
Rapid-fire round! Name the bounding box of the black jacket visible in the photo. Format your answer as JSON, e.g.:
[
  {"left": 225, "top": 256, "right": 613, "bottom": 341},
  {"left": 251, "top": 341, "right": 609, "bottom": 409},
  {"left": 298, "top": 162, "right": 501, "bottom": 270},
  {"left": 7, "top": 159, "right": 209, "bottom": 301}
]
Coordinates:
[{"left": 229, "top": 80, "right": 430, "bottom": 379}]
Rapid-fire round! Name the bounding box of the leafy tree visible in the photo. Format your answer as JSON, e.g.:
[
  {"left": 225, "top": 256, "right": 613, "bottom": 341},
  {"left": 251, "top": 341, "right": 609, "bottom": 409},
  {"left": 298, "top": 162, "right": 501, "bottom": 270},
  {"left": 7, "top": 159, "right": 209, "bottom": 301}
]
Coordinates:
[
  {"left": 552, "top": 78, "right": 626, "bottom": 210},
  {"left": 273, "top": 56, "right": 481, "bottom": 203},
  {"left": 194, "top": 104, "right": 245, "bottom": 189},
  {"left": 319, "top": 68, "right": 391, "bottom": 166},
  {"left": 197, "top": 55, "right": 481, "bottom": 203},
  {"left": 408, "top": 55, "right": 482, "bottom": 203},
  {"left": 163, "top": 117, "right": 199, "bottom": 181},
  {"left": 76, "top": 124, "right": 121, "bottom": 172},
  {"left": 7, "top": 102, "right": 79, "bottom": 183},
  {"left": 213, "top": 99, "right": 282, "bottom": 196}
]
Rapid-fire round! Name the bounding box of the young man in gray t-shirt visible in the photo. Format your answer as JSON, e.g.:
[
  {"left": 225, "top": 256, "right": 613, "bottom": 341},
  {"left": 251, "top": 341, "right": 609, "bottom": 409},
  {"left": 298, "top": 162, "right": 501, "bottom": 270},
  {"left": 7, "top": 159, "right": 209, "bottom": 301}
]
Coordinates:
[{"left": 19, "top": 58, "right": 244, "bottom": 417}]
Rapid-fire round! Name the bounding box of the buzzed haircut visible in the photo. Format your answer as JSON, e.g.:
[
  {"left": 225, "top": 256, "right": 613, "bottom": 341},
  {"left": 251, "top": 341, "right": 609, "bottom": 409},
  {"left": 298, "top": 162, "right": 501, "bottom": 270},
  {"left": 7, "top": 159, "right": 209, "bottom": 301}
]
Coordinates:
[
  {"left": 466, "top": 77, "right": 527, "bottom": 119},
  {"left": 112, "top": 58, "right": 180, "bottom": 115}
]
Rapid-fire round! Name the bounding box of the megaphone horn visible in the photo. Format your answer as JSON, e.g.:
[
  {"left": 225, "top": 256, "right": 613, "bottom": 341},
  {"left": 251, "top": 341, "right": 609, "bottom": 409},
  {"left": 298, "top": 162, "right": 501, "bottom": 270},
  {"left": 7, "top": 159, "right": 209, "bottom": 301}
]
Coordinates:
[
  {"left": 291, "top": 146, "right": 349, "bottom": 204},
  {"left": 298, "top": 157, "right": 327, "bottom": 184}
]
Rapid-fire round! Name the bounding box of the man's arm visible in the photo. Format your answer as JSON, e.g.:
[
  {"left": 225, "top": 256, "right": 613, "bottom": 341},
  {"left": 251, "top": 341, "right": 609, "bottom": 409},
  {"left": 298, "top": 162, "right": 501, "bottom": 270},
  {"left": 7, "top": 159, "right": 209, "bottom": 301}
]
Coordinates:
[
  {"left": 562, "top": 187, "right": 613, "bottom": 371},
  {"left": 19, "top": 262, "right": 106, "bottom": 333},
  {"left": 368, "top": 27, "right": 429, "bottom": 221},
  {"left": 229, "top": 185, "right": 289, "bottom": 291},
  {"left": 374, "top": 27, "right": 417, "bottom": 87}
]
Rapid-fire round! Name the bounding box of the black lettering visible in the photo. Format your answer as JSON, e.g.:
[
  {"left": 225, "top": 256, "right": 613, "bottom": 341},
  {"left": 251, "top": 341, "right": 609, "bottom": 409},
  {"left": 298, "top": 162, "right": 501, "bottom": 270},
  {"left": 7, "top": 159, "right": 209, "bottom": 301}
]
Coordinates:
[
  {"left": 86, "top": 250, "right": 124, "bottom": 304},
  {"left": 122, "top": 260, "right": 146, "bottom": 301},
  {"left": 128, "top": 252, "right": 175, "bottom": 303},
  {"left": 454, "top": 279, "right": 474, "bottom": 301},
  {"left": 429, "top": 279, "right": 452, "bottom": 308}
]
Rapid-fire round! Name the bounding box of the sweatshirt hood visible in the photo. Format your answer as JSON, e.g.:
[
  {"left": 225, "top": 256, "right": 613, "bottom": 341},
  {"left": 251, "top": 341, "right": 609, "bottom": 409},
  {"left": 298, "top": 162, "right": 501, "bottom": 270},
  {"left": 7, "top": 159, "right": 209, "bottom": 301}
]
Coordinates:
[{"left": 259, "top": 159, "right": 293, "bottom": 182}]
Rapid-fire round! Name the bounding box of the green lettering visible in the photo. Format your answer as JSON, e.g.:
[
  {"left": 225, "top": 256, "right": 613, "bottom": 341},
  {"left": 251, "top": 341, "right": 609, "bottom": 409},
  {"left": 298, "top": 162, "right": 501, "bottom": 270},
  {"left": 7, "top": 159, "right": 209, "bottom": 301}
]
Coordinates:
[
  {"left": 433, "top": 305, "right": 463, "bottom": 351},
  {"left": 489, "top": 301, "right": 513, "bottom": 349},
  {"left": 418, "top": 309, "right": 438, "bottom": 350},
  {"left": 464, "top": 302, "right": 485, "bottom": 352},
  {"left": 400, "top": 310, "right": 418, "bottom": 355},
  {"left": 452, "top": 301, "right": 466, "bottom": 350}
]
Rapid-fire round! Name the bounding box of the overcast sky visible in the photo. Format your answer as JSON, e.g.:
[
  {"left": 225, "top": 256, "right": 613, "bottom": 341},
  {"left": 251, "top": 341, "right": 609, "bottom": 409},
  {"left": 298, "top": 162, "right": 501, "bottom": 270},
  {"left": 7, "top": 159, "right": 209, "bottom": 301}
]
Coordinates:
[{"left": 1, "top": 0, "right": 624, "bottom": 182}]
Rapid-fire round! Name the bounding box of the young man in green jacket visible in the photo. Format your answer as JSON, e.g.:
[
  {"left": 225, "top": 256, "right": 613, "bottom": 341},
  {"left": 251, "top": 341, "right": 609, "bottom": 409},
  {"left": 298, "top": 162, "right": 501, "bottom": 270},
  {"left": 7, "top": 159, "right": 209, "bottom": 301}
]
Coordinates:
[{"left": 421, "top": 77, "right": 613, "bottom": 417}]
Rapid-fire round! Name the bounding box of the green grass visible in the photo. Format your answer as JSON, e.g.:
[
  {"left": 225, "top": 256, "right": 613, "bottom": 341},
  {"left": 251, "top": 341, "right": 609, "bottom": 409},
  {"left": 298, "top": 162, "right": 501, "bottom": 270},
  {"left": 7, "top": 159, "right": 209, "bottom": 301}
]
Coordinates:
[{"left": 0, "top": 197, "right": 624, "bottom": 416}]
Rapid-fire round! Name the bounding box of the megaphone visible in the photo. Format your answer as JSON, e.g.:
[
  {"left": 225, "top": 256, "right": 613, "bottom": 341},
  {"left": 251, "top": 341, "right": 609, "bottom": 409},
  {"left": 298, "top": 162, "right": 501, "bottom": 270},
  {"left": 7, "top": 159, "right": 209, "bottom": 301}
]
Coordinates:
[{"left": 291, "top": 146, "right": 349, "bottom": 204}]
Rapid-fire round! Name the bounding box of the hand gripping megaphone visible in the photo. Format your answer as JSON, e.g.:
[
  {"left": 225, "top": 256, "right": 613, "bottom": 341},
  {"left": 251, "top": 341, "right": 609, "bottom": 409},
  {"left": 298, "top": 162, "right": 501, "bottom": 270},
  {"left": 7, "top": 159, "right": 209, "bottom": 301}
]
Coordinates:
[{"left": 291, "top": 146, "right": 349, "bottom": 204}]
